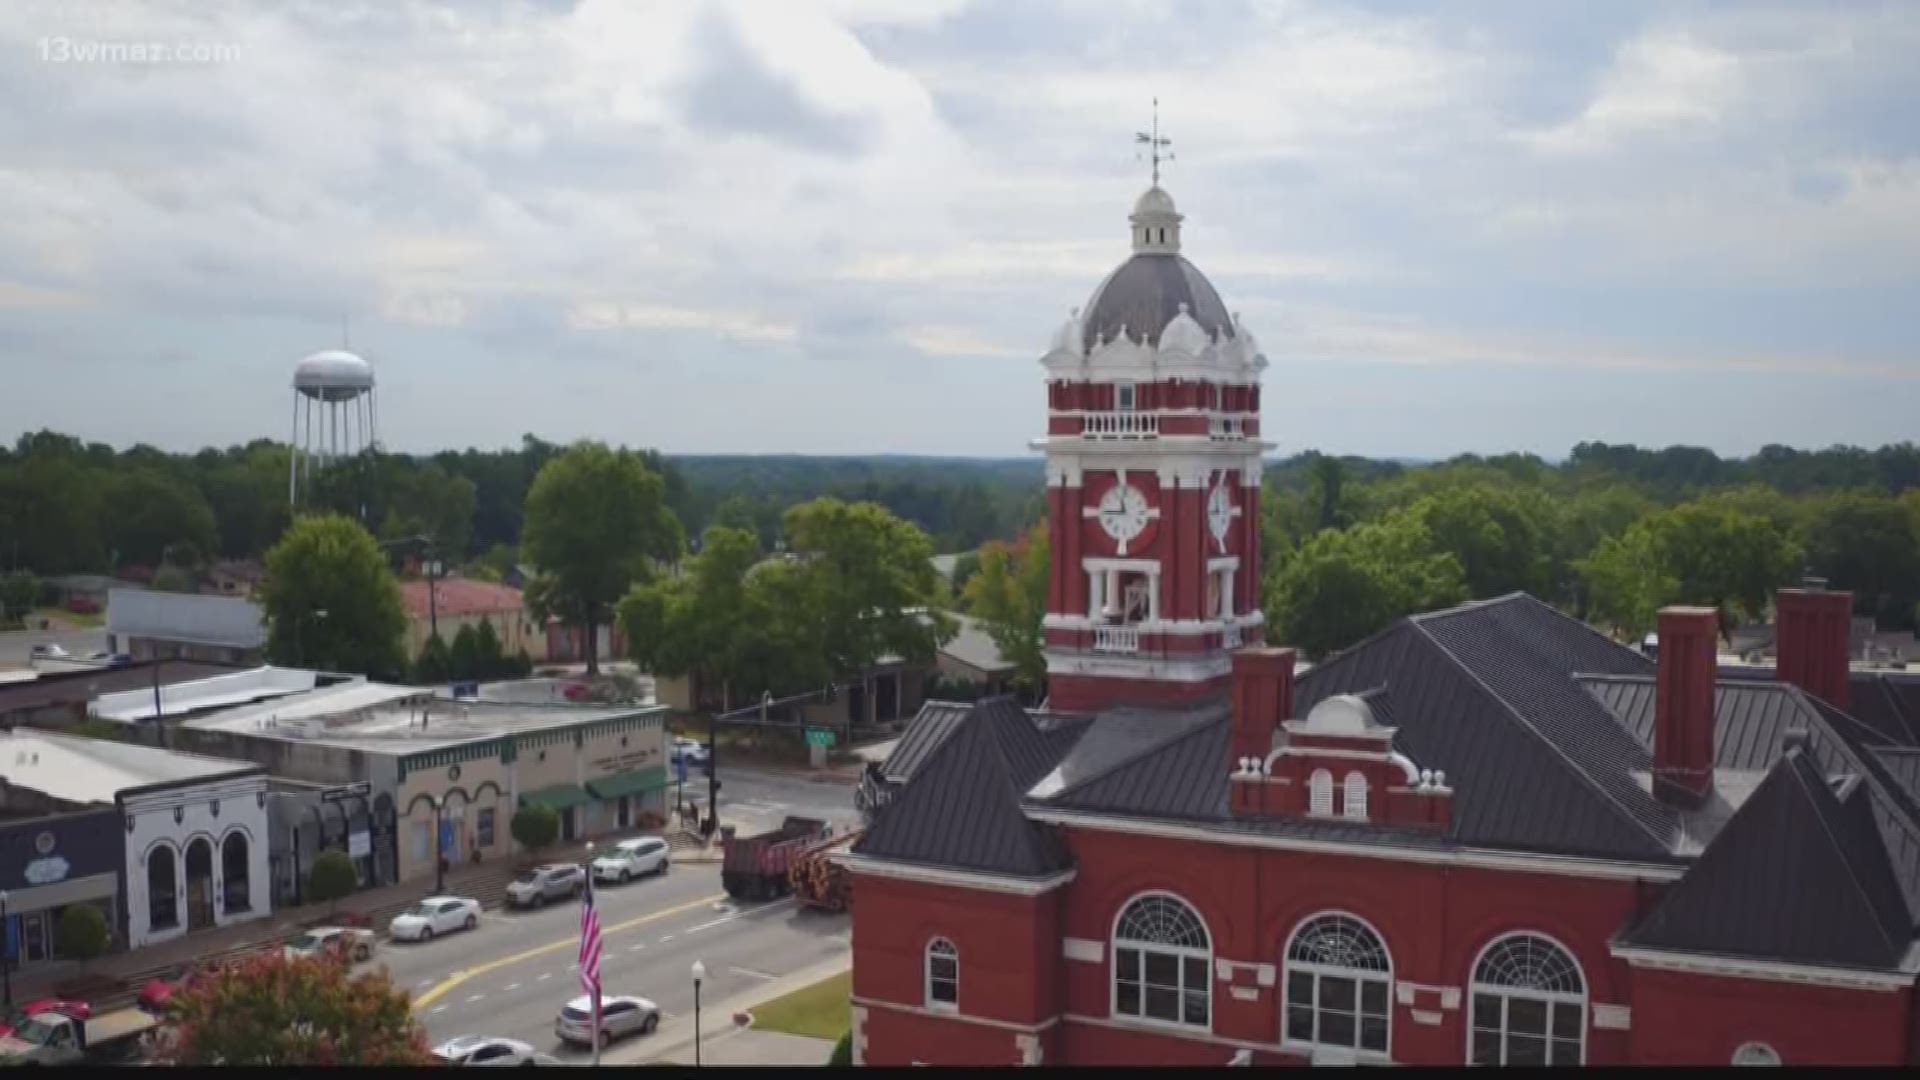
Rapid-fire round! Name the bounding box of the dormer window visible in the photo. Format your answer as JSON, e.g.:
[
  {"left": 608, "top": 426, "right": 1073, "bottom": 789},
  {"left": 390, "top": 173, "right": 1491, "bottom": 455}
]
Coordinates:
[
  {"left": 1115, "top": 383, "right": 1136, "bottom": 412},
  {"left": 1309, "top": 769, "right": 1333, "bottom": 816},
  {"left": 1343, "top": 772, "right": 1368, "bottom": 821}
]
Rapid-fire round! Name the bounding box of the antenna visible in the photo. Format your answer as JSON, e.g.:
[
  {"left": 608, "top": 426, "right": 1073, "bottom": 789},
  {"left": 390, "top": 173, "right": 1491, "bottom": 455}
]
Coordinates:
[
  {"left": 342, "top": 314, "right": 351, "bottom": 350},
  {"left": 1134, "top": 97, "right": 1173, "bottom": 186}
]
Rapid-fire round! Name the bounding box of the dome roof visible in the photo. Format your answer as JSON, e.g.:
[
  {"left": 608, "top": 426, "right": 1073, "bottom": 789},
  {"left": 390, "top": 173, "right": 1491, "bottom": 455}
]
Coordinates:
[
  {"left": 1081, "top": 253, "right": 1233, "bottom": 352},
  {"left": 1133, "top": 185, "right": 1177, "bottom": 216},
  {"left": 293, "top": 349, "right": 374, "bottom": 396}
]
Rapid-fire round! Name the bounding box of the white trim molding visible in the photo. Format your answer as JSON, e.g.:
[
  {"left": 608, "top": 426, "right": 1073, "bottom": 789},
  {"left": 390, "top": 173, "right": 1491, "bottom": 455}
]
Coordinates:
[
  {"left": 1206, "top": 556, "right": 1241, "bottom": 572},
  {"left": 1411, "top": 1009, "right": 1443, "bottom": 1026},
  {"left": 1027, "top": 807, "right": 1688, "bottom": 883},
  {"left": 1394, "top": 981, "right": 1460, "bottom": 1009},
  {"left": 852, "top": 995, "right": 1061, "bottom": 1035},
  {"left": 1591, "top": 1004, "right": 1631, "bottom": 1030},
  {"left": 1015, "top": 1032, "right": 1043, "bottom": 1066},
  {"left": 1082, "top": 556, "right": 1163, "bottom": 574},
  {"left": 1229, "top": 986, "right": 1259, "bottom": 1002},
  {"left": 1609, "top": 943, "right": 1915, "bottom": 992},
  {"left": 1063, "top": 938, "right": 1104, "bottom": 963},
  {"left": 852, "top": 1005, "right": 868, "bottom": 1067},
  {"left": 836, "top": 853, "right": 1077, "bottom": 897},
  {"left": 1043, "top": 652, "right": 1234, "bottom": 683}
]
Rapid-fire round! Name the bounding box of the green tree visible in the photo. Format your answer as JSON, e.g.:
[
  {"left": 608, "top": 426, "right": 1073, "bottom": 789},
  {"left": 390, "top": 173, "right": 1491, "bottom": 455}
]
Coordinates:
[
  {"left": 1264, "top": 512, "right": 1467, "bottom": 659},
  {"left": 829, "top": 1029, "right": 853, "bottom": 1067},
  {"left": 522, "top": 443, "right": 684, "bottom": 675},
  {"left": 621, "top": 526, "right": 762, "bottom": 710},
  {"left": 961, "top": 524, "right": 1050, "bottom": 689},
  {"left": 448, "top": 624, "right": 481, "bottom": 681},
  {"left": 104, "top": 469, "right": 219, "bottom": 569},
  {"left": 261, "top": 514, "right": 408, "bottom": 679},
  {"left": 151, "top": 949, "right": 434, "bottom": 1066},
  {"left": 472, "top": 617, "right": 505, "bottom": 678},
  {"left": 1576, "top": 526, "right": 1678, "bottom": 641},
  {"left": 1644, "top": 500, "right": 1803, "bottom": 635},
  {"left": 512, "top": 804, "right": 560, "bottom": 856},
  {"left": 412, "top": 632, "right": 451, "bottom": 684},
  {"left": 1805, "top": 490, "right": 1920, "bottom": 629},
  {"left": 783, "top": 499, "right": 957, "bottom": 718},
  {"left": 0, "top": 456, "right": 106, "bottom": 572},
  {"left": 306, "top": 850, "right": 359, "bottom": 917},
  {"left": 57, "top": 903, "right": 111, "bottom": 968},
  {"left": 948, "top": 550, "right": 983, "bottom": 601},
  {"left": 1406, "top": 484, "right": 1559, "bottom": 599},
  {"left": 1308, "top": 454, "right": 1349, "bottom": 532},
  {"left": 151, "top": 565, "right": 198, "bottom": 594},
  {"left": 0, "top": 570, "right": 37, "bottom": 624}
]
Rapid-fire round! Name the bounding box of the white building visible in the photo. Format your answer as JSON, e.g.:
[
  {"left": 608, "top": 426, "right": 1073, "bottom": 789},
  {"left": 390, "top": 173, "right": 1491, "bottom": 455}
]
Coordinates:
[{"left": 0, "top": 729, "right": 270, "bottom": 949}]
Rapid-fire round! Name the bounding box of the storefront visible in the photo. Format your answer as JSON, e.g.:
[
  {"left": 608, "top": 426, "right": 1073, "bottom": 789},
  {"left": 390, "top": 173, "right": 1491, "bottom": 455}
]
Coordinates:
[{"left": 0, "top": 807, "right": 125, "bottom": 970}]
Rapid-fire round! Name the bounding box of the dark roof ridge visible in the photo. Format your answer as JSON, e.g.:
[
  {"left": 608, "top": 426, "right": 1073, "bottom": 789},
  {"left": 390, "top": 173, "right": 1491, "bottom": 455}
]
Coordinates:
[
  {"left": 1033, "top": 709, "right": 1230, "bottom": 805},
  {"left": 1783, "top": 751, "right": 1909, "bottom": 951},
  {"left": 1406, "top": 611, "right": 1674, "bottom": 853}
]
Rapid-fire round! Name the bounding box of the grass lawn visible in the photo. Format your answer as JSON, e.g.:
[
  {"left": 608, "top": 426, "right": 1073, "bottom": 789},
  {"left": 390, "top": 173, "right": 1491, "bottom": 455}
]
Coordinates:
[
  {"left": 31, "top": 607, "right": 103, "bottom": 629},
  {"left": 749, "top": 971, "right": 852, "bottom": 1040}
]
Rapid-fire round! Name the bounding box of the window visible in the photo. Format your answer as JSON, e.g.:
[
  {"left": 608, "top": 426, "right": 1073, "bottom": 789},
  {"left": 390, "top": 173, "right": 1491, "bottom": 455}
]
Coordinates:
[
  {"left": 410, "top": 821, "right": 431, "bottom": 864},
  {"left": 1469, "top": 934, "right": 1586, "bottom": 1066},
  {"left": 1284, "top": 914, "right": 1392, "bottom": 1055},
  {"left": 1343, "top": 772, "right": 1368, "bottom": 821},
  {"left": 1732, "top": 1043, "right": 1781, "bottom": 1066},
  {"left": 147, "top": 845, "right": 178, "bottom": 930},
  {"left": 1112, "top": 893, "right": 1211, "bottom": 1029},
  {"left": 477, "top": 808, "right": 496, "bottom": 848},
  {"left": 1309, "top": 770, "right": 1334, "bottom": 816},
  {"left": 925, "top": 938, "right": 959, "bottom": 1011},
  {"left": 221, "top": 832, "right": 251, "bottom": 914},
  {"left": 1116, "top": 383, "right": 1136, "bottom": 412}
]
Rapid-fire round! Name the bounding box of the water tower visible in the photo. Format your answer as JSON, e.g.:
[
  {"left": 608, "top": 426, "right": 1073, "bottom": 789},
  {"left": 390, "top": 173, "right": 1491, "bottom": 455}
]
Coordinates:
[{"left": 289, "top": 348, "right": 378, "bottom": 505}]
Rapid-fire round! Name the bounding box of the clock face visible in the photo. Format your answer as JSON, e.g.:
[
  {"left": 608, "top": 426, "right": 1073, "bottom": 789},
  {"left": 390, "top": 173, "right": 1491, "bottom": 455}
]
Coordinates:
[
  {"left": 1098, "top": 483, "right": 1152, "bottom": 546},
  {"left": 1207, "top": 483, "right": 1234, "bottom": 547}
]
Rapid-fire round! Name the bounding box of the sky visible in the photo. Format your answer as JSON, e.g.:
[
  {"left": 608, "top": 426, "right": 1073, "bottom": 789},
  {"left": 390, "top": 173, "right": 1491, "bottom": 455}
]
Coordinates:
[{"left": 1, "top": 0, "right": 1916, "bottom": 460}]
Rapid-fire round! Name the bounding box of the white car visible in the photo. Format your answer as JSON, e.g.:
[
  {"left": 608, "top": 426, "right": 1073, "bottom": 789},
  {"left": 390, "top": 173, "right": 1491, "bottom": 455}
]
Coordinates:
[
  {"left": 388, "top": 896, "right": 481, "bottom": 942},
  {"left": 284, "top": 926, "right": 377, "bottom": 962},
  {"left": 591, "top": 837, "right": 671, "bottom": 884},
  {"left": 433, "top": 1035, "right": 556, "bottom": 1066},
  {"left": 671, "top": 738, "right": 710, "bottom": 767},
  {"left": 555, "top": 994, "right": 660, "bottom": 1047}
]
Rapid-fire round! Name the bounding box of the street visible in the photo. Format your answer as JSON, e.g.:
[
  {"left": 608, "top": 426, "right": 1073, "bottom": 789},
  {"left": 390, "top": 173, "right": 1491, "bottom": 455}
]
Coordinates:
[
  {"left": 698, "top": 766, "right": 865, "bottom": 834},
  {"left": 0, "top": 628, "right": 107, "bottom": 668}
]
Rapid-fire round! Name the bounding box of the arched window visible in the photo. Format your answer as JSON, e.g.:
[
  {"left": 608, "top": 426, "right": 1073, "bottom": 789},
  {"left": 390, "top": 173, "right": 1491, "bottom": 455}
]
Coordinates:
[
  {"left": 1112, "top": 893, "right": 1211, "bottom": 1029},
  {"left": 1732, "top": 1043, "right": 1781, "bottom": 1066},
  {"left": 147, "top": 845, "right": 178, "bottom": 930},
  {"left": 221, "top": 832, "right": 251, "bottom": 914},
  {"left": 1309, "top": 770, "right": 1334, "bottom": 816},
  {"left": 1284, "top": 914, "right": 1392, "bottom": 1054},
  {"left": 1343, "top": 772, "right": 1368, "bottom": 821},
  {"left": 1469, "top": 934, "right": 1586, "bottom": 1066},
  {"left": 925, "top": 938, "right": 958, "bottom": 1011}
]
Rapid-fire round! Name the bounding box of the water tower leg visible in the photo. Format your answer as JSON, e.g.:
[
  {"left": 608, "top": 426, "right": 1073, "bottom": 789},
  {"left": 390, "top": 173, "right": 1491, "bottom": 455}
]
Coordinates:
[{"left": 289, "top": 392, "right": 300, "bottom": 504}]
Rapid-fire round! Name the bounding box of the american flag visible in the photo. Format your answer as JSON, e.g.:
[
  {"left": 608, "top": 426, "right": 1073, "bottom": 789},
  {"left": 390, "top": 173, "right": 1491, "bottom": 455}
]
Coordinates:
[{"left": 578, "top": 875, "right": 603, "bottom": 997}]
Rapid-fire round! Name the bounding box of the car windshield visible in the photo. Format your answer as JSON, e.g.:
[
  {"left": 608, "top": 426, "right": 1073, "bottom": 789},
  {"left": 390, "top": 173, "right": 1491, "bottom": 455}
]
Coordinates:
[
  {"left": 514, "top": 870, "right": 539, "bottom": 883},
  {"left": 290, "top": 932, "right": 325, "bottom": 950},
  {"left": 12, "top": 1018, "right": 55, "bottom": 1045},
  {"left": 407, "top": 904, "right": 438, "bottom": 919}
]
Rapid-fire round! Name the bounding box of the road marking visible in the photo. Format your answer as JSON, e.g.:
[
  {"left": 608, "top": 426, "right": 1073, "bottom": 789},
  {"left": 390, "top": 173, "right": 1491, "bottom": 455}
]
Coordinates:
[
  {"left": 411, "top": 890, "right": 726, "bottom": 1009},
  {"left": 658, "top": 934, "right": 674, "bottom": 942},
  {"left": 466, "top": 993, "right": 485, "bottom": 1003},
  {"left": 686, "top": 897, "right": 796, "bottom": 935},
  {"left": 504, "top": 983, "right": 521, "bottom": 992},
  {"left": 430, "top": 1005, "right": 449, "bottom": 1014},
  {"left": 730, "top": 966, "right": 777, "bottom": 980},
  {"left": 416, "top": 979, "right": 436, "bottom": 989},
  {"left": 628, "top": 944, "right": 645, "bottom": 952},
  {"left": 537, "top": 972, "right": 553, "bottom": 981}
]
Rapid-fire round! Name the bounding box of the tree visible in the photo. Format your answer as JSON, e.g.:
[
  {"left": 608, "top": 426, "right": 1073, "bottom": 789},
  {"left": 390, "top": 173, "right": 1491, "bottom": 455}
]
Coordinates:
[
  {"left": 151, "top": 949, "right": 435, "bottom": 1066},
  {"left": 948, "top": 550, "right": 983, "bottom": 601},
  {"left": 448, "top": 623, "right": 481, "bottom": 681},
  {"left": 962, "top": 524, "right": 1050, "bottom": 689},
  {"left": 1308, "top": 453, "right": 1349, "bottom": 532},
  {"left": 829, "top": 1029, "right": 853, "bottom": 1067},
  {"left": 412, "top": 632, "right": 451, "bottom": 684},
  {"left": 1804, "top": 490, "right": 1920, "bottom": 630},
  {"left": 472, "top": 617, "right": 505, "bottom": 678},
  {"left": 0, "top": 570, "right": 37, "bottom": 625},
  {"left": 1576, "top": 527, "right": 1678, "bottom": 641},
  {"left": 521, "top": 442, "right": 684, "bottom": 675},
  {"left": 57, "top": 904, "right": 111, "bottom": 968},
  {"left": 621, "top": 526, "right": 762, "bottom": 710},
  {"left": 1406, "top": 484, "right": 1559, "bottom": 599},
  {"left": 306, "top": 850, "right": 359, "bottom": 917},
  {"left": 512, "top": 804, "right": 560, "bottom": 856},
  {"left": 151, "top": 565, "right": 198, "bottom": 594},
  {"left": 1264, "top": 512, "right": 1467, "bottom": 659},
  {"left": 261, "top": 514, "right": 408, "bottom": 679},
  {"left": 1642, "top": 501, "right": 1803, "bottom": 636},
  {"left": 104, "top": 470, "right": 219, "bottom": 569},
  {"left": 782, "top": 499, "right": 957, "bottom": 706}
]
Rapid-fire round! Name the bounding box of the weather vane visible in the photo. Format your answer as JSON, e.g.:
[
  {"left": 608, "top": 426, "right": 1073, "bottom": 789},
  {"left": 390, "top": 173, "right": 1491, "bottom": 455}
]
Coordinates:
[{"left": 1135, "top": 97, "right": 1173, "bottom": 187}]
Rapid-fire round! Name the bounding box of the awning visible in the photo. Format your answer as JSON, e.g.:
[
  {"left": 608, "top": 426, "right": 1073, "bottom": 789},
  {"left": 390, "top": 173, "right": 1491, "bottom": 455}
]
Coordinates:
[
  {"left": 587, "top": 767, "right": 670, "bottom": 801},
  {"left": 520, "top": 784, "right": 594, "bottom": 812}
]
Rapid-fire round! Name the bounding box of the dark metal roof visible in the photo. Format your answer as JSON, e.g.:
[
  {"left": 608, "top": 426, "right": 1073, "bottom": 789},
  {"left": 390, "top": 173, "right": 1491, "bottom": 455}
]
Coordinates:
[
  {"left": 975, "top": 695, "right": 1060, "bottom": 792},
  {"left": 854, "top": 703, "right": 1072, "bottom": 878},
  {"left": 880, "top": 700, "right": 972, "bottom": 783},
  {"left": 1081, "top": 253, "right": 1233, "bottom": 351},
  {"left": 1871, "top": 748, "right": 1920, "bottom": 807},
  {"left": 1846, "top": 671, "right": 1920, "bottom": 744},
  {"left": 1025, "top": 702, "right": 1223, "bottom": 803},
  {"left": 1619, "top": 749, "right": 1911, "bottom": 969},
  {"left": 1039, "top": 710, "right": 1231, "bottom": 821},
  {"left": 1581, "top": 676, "right": 1829, "bottom": 772}
]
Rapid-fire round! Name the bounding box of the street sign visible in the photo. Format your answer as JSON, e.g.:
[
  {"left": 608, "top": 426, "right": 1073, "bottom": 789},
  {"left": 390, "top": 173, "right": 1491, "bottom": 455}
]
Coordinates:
[
  {"left": 804, "top": 728, "right": 836, "bottom": 749},
  {"left": 349, "top": 830, "right": 371, "bottom": 859},
  {"left": 323, "top": 781, "right": 372, "bottom": 803}
]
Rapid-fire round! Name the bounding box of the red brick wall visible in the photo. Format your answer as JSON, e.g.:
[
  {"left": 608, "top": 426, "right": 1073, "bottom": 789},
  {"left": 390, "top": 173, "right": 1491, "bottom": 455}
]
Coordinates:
[{"left": 1628, "top": 966, "right": 1911, "bottom": 1065}]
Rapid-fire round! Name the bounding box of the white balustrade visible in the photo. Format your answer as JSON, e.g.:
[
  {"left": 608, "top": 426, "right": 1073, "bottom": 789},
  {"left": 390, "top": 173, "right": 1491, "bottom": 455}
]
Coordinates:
[
  {"left": 1093, "top": 625, "right": 1141, "bottom": 654},
  {"left": 1081, "top": 412, "right": 1159, "bottom": 439},
  {"left": 1209, "top": 416, "right": 1245, "bottom": 440},
  {"left": 1221, "top": 625, "right": 1243, "bottom": 649}
]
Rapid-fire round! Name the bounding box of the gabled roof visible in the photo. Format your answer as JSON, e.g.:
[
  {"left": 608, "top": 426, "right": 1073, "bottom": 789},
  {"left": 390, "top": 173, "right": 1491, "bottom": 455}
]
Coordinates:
[
  {"left": 1040, "top": 710, "right": 1229, "bottom": 820},
  {"left": 854, "top": 701, "right": 1071, "bottom": 878},
  {"left": 1619, "top": 749, "right": 1911, "bottom": 969},
  {"left": 880, "top": 700, "right": 973, "bottom": 783}
]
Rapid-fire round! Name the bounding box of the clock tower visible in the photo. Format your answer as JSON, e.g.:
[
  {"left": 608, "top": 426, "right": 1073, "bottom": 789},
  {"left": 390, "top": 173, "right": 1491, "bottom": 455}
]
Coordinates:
[{"left": 1034, "top": 180, "right": 1274, "bottom": 713}]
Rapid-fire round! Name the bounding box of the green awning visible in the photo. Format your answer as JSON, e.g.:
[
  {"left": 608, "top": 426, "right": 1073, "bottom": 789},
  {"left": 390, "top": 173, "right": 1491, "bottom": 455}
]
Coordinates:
[
  {"left": 521, "top": 784, "right": 594, "bottom": 812},
  {"left": 587, "top": 767, "right": 670, "bottom": 801}
]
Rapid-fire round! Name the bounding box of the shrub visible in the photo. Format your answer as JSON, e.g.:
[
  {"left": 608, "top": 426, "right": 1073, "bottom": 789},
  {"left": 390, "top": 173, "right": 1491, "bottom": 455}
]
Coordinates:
[
  {"left": 511, "top": 803, "right": 560, "bottom": 855},
  {"left": 58, "top": 904, "right": 111, "bottom": 966},
  {"left": 828, "top": 1029, "right": 852, "bottom": 1067},
  {"left": 307, "top": 850, "right": 360, "bottom": 915}
]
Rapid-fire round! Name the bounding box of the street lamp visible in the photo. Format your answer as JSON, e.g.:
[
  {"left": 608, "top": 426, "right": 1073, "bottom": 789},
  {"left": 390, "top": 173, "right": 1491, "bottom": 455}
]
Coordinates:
[
  {"left": 0, "top": 890, "right": 11, "bottom": 1012},
  {"left": 691, "top": 960, "right": 706, "bottom": 1067},
  {"left": 432, "top": 795, "right": 447, "bottom": 894}
]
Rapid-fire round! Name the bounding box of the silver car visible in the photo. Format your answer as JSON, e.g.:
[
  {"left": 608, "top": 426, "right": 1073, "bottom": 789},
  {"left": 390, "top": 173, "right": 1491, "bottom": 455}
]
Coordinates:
[
  {"left": 506, "top": 864, "right": 586, "bottom": 909},
  {"left": 434, "top": 1035, "right": 558, "bottom": 1066},
  {"left": 554, "top": 995, "right": 659, "bottom": 1048}
]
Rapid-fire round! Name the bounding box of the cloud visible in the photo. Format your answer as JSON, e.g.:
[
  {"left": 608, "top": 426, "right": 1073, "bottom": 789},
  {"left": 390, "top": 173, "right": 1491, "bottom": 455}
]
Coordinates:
[
  {"left": 567, "top": 300, "right": 798, "bottom": 344},
  {"left": 1522, "top": 31, "right": 1743, "bottom": 155}
]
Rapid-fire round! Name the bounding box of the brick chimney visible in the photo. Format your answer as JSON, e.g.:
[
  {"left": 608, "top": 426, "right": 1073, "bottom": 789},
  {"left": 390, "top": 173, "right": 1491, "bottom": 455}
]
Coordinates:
[
  {"left": 1229, "top": 647, "right": 1295, "bottom": 816},
  {"left": 1775, "top": 584, "right": 1852, "bottom": 709},
  {"left": 1653, "top": 606, "right": 1717, "bottom": 807}
]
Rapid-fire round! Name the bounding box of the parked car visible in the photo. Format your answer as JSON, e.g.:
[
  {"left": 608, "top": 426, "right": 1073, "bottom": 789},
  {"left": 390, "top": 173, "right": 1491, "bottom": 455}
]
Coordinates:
[
  {"left": 670, "top": 738, "right": 711, "bottom": 768},
  {"left": 27, "top": 644, "right": 69, "bottom": 659},
  {"left": 433, "top": 1035, "right": 558, "bottom": 1066},
  {"left": 0, "top": 1000, "right": 91, "bottom": 1040},
  {"left": 554, "top": 995, "right": 659, "bottom": 1048},
  {"left": 506, "top": 864, "right": 587, "bottom": 909},
  {"left": 591, "top": 837, "right": 670, "bottom": 884},
  {"left": 284, "top": 926, "right": 377, "bottom": 963},
  {"left": 0, "top": 1009, "right": 155, "bottom": 1066},
  {"left": 389, "top": 896, "right": 482, "bottom": 942},
  {"left": 138, "top": 958, "right": 235, "bottom": 1014}
]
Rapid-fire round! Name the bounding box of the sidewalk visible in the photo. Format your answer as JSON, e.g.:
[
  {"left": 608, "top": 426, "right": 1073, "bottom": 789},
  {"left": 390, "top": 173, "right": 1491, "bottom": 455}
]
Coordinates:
[{"left": 605, "top": 955, "right": 852, "bottom": 1065}]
